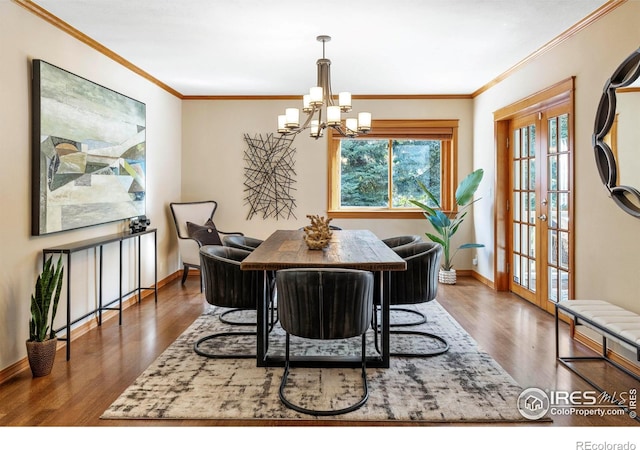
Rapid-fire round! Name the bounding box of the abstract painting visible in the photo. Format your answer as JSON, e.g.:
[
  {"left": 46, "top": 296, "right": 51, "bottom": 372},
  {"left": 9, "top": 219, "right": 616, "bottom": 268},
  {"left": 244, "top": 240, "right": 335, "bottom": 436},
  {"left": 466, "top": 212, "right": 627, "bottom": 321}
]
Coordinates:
[
  {"left": 31, "top": 60, "right": 146, "bottom": 235},
  {"left": 243, "top": 133, "right": 296, "bottom": 220}
]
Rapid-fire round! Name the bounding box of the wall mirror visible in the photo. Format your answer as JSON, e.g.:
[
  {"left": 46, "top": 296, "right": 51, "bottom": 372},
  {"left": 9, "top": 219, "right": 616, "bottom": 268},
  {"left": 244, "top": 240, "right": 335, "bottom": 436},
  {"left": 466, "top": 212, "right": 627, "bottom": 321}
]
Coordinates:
[{"left": 593, "top": 47, "right": 640, "bottom": 217}]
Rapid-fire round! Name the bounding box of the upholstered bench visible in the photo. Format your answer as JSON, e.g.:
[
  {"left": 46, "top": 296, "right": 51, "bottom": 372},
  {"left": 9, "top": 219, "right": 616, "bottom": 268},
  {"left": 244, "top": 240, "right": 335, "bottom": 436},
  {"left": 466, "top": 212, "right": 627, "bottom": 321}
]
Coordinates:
[
  {"left": 556, "top": 300, "right": 640, "bottom": 356},
  {"left": 555, "top": 299, "right": 640, "bottom": 419}
]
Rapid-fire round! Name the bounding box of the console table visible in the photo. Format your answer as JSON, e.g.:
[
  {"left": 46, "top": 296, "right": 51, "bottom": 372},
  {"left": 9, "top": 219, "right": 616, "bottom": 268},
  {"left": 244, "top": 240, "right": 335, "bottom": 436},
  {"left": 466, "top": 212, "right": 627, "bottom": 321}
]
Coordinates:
[{"left": 42, "top": 228, "right": 158, "bottom": 360}]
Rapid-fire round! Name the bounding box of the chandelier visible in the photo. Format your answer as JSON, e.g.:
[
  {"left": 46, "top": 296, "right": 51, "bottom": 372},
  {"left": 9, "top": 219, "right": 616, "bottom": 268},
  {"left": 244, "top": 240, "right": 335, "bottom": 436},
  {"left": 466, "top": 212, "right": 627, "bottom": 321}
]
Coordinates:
[{"left": 277, "top": 35, "right": 371, "bottom": 139}]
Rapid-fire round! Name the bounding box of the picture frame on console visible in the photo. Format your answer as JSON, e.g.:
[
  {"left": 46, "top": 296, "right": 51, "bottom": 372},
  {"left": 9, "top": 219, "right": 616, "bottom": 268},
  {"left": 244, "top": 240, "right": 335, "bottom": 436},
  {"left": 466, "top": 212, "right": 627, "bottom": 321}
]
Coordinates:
[{"left": 31, "top": 59, "right": 147, "bottom": 235}]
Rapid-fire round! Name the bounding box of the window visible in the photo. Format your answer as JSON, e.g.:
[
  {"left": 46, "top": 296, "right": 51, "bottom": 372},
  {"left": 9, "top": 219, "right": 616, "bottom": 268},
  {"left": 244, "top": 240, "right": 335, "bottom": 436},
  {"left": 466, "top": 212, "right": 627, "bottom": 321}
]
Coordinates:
[{"left": 328, "top": 119, "right": 458, "bottom": 218}]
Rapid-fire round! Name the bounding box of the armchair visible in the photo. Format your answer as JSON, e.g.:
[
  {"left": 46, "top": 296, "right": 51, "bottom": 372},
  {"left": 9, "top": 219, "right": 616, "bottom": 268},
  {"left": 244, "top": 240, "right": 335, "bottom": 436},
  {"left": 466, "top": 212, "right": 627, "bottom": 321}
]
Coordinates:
[{"left": 169, "top": 200, "right": 243, "bottom": 290}]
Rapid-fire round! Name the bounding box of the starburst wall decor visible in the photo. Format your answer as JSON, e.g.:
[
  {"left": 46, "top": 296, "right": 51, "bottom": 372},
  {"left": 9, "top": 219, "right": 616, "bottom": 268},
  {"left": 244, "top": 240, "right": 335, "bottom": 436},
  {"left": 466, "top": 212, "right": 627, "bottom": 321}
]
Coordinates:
[{"left": 243, "top": 133, "right": 297, "bottom": 220}]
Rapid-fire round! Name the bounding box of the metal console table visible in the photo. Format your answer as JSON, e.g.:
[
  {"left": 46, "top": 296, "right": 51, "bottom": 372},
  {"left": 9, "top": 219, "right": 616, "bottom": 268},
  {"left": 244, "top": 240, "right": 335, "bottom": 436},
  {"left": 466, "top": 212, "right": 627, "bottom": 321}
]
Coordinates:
[{"left": 42, "top": 228, "right": 158, "bottom": 360}]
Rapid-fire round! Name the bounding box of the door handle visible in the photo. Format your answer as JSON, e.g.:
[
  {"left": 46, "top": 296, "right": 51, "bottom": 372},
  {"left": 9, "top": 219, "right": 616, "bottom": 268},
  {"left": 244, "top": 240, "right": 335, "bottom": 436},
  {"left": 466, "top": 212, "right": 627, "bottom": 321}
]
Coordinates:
[{"left": 538, "top": 214, "right": 547, "bottom": 221}]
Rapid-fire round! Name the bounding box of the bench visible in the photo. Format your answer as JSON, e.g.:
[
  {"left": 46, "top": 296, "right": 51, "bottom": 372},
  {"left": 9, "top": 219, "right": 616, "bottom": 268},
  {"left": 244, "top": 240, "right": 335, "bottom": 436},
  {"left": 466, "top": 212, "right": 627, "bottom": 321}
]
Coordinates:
[{"left": 555, "top": 299, "right": 640, "bottom": 418}]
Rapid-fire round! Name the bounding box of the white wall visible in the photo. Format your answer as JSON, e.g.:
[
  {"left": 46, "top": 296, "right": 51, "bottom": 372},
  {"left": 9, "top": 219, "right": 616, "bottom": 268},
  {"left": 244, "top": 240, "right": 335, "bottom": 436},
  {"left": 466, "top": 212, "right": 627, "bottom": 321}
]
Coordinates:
[
  {"left": 0, "top": 1, "right": 182, "bottom": 371},
  {"left": 181, "top": 97, "right": 476, "bottom": 245},
  {"left": 473, "top": 0, "right": 640, "bottom": 313}
]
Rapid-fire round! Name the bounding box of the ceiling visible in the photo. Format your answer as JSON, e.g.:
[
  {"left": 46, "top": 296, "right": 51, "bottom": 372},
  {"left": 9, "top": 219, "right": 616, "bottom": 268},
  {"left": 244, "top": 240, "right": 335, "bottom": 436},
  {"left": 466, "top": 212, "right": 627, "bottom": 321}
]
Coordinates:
[{"left": 30, "top": 0, "right": 611, "bottom": 97}]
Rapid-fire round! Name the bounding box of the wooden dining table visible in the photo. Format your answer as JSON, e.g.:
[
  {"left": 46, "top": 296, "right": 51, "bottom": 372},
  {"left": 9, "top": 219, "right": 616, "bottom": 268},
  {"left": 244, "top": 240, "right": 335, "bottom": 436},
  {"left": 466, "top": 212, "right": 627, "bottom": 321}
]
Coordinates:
[{"left": 240, "top": 229, "right": 407, "bottom": 368}]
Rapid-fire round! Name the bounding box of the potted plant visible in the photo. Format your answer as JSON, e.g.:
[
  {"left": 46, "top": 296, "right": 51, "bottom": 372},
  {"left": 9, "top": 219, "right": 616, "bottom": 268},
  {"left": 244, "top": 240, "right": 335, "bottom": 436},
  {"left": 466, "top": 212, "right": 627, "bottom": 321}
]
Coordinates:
[
  {"left": 26, "top": 255, "right": 64, "bottom": 377},
  {"left": 410, "top": 168, "right": 484, "bottom": 284}
]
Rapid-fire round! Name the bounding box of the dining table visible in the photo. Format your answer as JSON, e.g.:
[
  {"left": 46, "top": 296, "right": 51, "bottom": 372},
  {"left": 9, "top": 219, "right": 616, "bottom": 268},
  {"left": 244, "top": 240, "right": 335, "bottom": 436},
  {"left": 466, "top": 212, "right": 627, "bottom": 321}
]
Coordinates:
[{"left": 240, "top": 229, "right": 407, "bottom": 368}]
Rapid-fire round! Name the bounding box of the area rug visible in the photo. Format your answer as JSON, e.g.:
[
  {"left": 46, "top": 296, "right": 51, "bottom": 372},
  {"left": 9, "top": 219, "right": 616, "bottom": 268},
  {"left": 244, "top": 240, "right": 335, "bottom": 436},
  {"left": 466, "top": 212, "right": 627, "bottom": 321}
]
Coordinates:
[{"left": 101, "top": 301, "right": 534, "bottom": 423}]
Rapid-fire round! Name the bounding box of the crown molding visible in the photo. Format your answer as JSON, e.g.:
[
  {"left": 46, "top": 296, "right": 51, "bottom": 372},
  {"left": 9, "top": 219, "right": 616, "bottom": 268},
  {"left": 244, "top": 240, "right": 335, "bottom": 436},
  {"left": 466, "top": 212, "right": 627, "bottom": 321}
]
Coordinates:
[
  {"left": 472, "top": 0, "right": 628, "bottom": 98},
  {"left": 13, "top": 0, "right": 184, "bottom": 98},
  {"left": 182, "top": 94, "right": 474, "bottom": 100}
]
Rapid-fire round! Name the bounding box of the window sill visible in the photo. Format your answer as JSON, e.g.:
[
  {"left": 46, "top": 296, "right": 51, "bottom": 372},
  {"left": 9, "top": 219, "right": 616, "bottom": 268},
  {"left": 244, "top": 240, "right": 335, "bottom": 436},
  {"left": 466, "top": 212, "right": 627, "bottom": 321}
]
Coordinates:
[{"left": 327, "top": 209, "right": 426, "bottom": 219}]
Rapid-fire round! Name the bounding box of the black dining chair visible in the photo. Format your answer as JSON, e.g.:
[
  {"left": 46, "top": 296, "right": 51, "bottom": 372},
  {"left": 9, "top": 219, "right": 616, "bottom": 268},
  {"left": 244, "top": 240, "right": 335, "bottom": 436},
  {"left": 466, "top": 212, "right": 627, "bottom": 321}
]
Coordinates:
[
  {"left": 381, "top": 235, "right": 425, "bottom": 326},
  {"left": 276, "top": 268, "right": 374, "bottom": 416},
  {"left": 222, "top": 235, "right": 264, "bottom": 252},
  {"left": 194, "top": 245, "right": 266, "bottom": 359},
  {"left": 374, "top": 241, "right": 449, "bottom": 358},
  {"left": 381, "top": 234, "right": 422, "bottom": 249},
  {"left": 220, "top": 234, "right": 276, "bottom": 326}
]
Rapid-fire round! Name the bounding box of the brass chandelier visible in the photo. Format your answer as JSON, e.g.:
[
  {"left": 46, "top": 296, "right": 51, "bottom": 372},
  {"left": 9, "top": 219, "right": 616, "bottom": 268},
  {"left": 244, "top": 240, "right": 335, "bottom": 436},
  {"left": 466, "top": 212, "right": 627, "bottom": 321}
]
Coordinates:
[{"left": 277, "top": 35, "right": 371, "bottom": 139}]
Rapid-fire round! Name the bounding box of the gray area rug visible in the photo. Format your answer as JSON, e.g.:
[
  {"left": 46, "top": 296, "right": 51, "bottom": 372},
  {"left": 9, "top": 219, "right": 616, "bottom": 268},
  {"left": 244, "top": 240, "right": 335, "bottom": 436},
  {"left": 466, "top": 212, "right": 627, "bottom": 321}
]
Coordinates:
[{"left": 101, "top": 301, "right": 532, "bottom": 423}]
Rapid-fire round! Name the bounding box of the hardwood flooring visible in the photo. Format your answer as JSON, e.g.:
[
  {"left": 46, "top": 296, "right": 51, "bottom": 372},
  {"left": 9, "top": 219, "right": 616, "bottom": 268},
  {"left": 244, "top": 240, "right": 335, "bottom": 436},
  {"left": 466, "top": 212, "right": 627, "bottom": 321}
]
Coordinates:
[{"left": 1, "top": 275, "right": 638, "bottom": 430}]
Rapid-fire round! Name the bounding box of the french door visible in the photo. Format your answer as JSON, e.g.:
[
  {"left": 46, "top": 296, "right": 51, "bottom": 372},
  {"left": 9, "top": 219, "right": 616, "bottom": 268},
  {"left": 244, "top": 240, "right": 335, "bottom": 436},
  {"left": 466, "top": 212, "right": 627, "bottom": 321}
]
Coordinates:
[{"left": 509, "top": 104, "right": 573, "bottom": 313}]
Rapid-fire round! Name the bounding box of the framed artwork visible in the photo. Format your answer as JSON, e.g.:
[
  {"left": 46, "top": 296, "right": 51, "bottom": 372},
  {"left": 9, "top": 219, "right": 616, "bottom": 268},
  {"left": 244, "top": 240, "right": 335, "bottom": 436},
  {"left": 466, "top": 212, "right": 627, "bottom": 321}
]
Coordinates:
[{"left": 31, "top": 59, "right": 146, "bottom": 235}]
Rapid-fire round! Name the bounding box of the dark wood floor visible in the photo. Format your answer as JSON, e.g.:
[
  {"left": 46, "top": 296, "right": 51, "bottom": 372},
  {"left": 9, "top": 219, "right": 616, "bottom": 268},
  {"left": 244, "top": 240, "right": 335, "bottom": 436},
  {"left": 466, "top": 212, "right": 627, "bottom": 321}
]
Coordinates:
[{"left": 1, "top": 275, "right": 638, "bottom": 430}]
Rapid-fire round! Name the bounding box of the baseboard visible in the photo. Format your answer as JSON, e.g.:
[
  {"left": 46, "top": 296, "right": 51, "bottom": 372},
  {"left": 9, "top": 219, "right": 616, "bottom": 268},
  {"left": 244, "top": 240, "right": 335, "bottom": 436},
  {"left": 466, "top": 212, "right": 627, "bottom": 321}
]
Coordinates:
[
  {"left": 458, "top": 269, "right": 495, "bottom": 289},
  {"left": 0, "top": 271, "right": 182, "bottom": 385}
]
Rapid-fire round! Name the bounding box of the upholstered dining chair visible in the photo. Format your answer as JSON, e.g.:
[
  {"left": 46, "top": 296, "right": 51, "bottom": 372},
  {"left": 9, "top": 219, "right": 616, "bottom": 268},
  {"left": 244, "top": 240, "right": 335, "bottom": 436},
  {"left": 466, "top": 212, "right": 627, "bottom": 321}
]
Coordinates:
[
  {"left": 194, "top": 245, "right": 264, "bottom": 359},
  {"left": 374, "top": 241, "right": 449, "bottom": 358},
  {"left": 277, "top": 268, "right": 374, "bottom": 416},
  {"left": 222, "top": 235, "right": 263, "bottom": 252},
  {"left": 169, "top": 200, "right": 243, "bottom": 291},
  {"left": 381, "top": 234, "right": 424, "bottom": 326},
  {"left": 220, "top": 234, "right": 278, "bottom": 326},
  {"left": 381, "top": 234, "right": 422, "bottom": 249}
]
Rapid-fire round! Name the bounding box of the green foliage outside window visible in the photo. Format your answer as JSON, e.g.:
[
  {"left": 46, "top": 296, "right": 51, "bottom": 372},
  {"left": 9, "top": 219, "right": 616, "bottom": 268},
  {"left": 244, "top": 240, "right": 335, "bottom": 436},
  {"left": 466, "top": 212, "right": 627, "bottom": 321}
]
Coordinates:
[{"left": 339, "top": 139, "right": 442, "bottom": 208}]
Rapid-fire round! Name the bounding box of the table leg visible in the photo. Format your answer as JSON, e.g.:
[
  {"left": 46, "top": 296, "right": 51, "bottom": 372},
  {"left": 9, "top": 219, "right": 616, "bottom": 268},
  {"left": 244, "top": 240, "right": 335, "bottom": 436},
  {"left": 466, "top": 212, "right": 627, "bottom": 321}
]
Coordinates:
[
  {"left": 98, "top": 246, "right": 103, "bottom": 325},
  {"left": 154, "top": 230, "right": 158, "bottom": 303},
  {"left": 65, "top": 253, "right": 71, "bottom": 361},
  {"left": 381, "top": 270, "right": 390, "bottom": 368},
  {"left": 256, "top": 270, "right": 269, "bottom": 366},
  {"left": 137, "top": 235, "right": 142, "bottom": 302},
  {"left": 118, "top": 240, "right": 123, "bottom": 325}
]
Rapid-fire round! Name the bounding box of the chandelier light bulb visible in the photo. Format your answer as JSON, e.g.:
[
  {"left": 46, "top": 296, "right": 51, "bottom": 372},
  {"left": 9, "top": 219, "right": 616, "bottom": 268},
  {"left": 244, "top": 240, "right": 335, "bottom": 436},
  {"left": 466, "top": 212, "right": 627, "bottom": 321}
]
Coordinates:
[
  {"left": 277, "top": 115, "right": 288, "bottom": 133},
  {"left": 310, "top": 120, "right": 321, "bottom": 138},
  {"left": 327, "top": 106, "right": 341, "bottom": 125},
  {"left": 285, "top": 108, "right": 300, "bottom": 129},
  {"left": 357, "top": 112, "right": 372, "bottom": 132},
  {"left": 309, "top": 87, "right": 323, "bottom": 106},
  {"left": 302, "top": 94, "right": 312, "bottom": 112},
  {"left": 339, "top": 92, "right": 352, "bottom": 112},
  {"left": 346, "top": 118, "right": 358, "bottom": 136}
]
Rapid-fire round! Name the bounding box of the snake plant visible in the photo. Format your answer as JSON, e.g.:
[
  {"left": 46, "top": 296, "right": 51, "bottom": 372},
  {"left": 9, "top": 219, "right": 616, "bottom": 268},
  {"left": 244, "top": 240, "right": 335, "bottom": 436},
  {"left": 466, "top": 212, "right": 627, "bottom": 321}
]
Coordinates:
[{"left": 29, "top": 256, "right": 64, "bottom": 342}]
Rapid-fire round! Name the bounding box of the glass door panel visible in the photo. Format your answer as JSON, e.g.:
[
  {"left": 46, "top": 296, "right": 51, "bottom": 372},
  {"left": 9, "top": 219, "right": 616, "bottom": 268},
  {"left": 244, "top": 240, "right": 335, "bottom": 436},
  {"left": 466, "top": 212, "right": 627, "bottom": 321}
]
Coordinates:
[
  {"left": 510, "top": 109, "right": 572, "bottom": 310},
  {"left": 545, "top": 113, "right": 571, "bottom": 305},
  {"left": 510, "top": 116, "right": 538, "bottom": 303}
]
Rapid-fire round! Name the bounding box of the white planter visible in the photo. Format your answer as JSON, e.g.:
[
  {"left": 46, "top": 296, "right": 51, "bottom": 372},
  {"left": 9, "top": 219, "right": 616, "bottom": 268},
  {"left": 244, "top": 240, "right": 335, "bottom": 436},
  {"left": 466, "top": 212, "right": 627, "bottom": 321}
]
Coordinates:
[{"left": 438, "top": 268, "right": 457, "bottom": 285}]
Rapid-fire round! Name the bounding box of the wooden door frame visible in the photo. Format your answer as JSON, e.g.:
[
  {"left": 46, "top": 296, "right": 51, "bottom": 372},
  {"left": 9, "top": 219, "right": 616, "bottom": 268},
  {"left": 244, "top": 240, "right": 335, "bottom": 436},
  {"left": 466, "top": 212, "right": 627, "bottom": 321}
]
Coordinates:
[{"left": 493, "top": 77, "right": 575, "bottom": 292}]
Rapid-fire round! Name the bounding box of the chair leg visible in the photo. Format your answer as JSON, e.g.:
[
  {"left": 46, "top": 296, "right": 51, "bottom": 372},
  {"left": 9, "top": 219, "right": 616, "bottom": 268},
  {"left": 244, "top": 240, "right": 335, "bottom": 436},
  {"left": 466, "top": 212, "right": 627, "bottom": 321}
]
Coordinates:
[
  {"left": 389, "top": 307, "right": 427, "bottom": 327},
  {"left": 181, "top": 265, "right": 189, "bottom": 284},
  {"left": 373, "top": 305, "right": 449, "bottom": 357},
  {"left": 390, "top": 329, "right": 449, "bottom": 357},
  {"left": 278, "top": 333, "right": 369, "bottom": 416},
  {"left": 193, "top": 331, "right": 256, "bottom": 359},
  {"left": 219, "top": 308, "right": 257, "bottom": 326}
]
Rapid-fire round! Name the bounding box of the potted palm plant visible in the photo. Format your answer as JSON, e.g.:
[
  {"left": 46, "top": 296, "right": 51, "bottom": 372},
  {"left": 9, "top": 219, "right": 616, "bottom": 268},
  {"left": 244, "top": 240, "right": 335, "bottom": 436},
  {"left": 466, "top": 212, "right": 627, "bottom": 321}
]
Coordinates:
[
  {"left": 26, "top": 255, "right": 64, "bottom": 377},
  {"left": 410, "top": 168, "right": 484, "bottom": 284}
]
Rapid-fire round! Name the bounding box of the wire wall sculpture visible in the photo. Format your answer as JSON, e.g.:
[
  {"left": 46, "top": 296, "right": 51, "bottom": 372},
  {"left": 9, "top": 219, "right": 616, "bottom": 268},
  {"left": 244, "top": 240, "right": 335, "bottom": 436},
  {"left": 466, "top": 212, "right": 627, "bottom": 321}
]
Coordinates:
[{"left": 243, "top": 133, "right": 297, "bottom": 220}]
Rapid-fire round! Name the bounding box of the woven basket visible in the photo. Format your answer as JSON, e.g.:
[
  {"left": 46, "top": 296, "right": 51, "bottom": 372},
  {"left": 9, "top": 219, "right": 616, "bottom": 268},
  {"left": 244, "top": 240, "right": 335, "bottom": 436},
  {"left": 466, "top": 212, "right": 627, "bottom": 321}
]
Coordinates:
[
  {"left": 26, "top": 337, "right": 58, "bottom": 377},
  {"left": 438, "top": 269, "right": 457, "bottom": 285}
]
